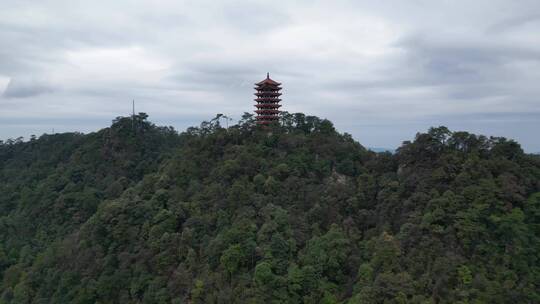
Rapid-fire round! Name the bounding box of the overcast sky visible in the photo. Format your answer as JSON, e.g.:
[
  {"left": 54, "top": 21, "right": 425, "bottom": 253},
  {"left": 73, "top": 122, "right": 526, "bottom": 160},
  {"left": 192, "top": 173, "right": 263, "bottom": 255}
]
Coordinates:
[{"left": 1, "top": 0, "right": 539, "bottom": 152}]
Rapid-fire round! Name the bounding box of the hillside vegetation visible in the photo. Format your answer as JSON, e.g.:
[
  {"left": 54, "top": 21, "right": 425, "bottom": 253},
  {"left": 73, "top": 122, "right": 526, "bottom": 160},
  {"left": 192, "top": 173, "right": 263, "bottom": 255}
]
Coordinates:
[{"left": 1, "top": 113, "right": 539, "bottom": 304}]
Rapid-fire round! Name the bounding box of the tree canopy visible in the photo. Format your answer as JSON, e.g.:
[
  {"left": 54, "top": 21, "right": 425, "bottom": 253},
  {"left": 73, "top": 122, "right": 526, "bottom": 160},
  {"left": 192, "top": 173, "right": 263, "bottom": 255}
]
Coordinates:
[{"left": 1, "top": 113, "right": 539, "bottom": 303}]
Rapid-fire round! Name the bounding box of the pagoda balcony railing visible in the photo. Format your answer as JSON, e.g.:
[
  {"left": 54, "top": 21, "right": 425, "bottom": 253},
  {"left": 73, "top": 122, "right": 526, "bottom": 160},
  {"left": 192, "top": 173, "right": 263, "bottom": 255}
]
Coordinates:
[
  {"left": 255, "top": 109, "right": 280, "bottom": 114},
  {"left": 254, "top": 104, "right": 282, "bottom": 109},
  {"left": 255, "top": 102, "right": 281, "bottom": 105},
  {"left": 255, "top": 98, "right": 282, "bottom": 102},
  {"left": 254, "top": 93, "right": 282, "bottom": 96},
  {"left": 254, "top": 102, "right": 281, "bottom": 105}
]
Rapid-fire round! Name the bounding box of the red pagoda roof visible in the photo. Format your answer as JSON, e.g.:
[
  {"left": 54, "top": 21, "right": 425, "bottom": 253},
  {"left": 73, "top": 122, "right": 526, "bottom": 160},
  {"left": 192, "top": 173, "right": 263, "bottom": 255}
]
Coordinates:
[{"left": 255, "top": 73, "right": 281, "bottom": 86}]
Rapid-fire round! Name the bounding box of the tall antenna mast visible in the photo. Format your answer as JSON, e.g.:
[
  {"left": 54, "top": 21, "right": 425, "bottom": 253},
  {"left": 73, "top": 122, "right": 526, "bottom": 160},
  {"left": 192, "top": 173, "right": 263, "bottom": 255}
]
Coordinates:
[{"left": 132, "top": 99, "right": 135, "bottom": 132}]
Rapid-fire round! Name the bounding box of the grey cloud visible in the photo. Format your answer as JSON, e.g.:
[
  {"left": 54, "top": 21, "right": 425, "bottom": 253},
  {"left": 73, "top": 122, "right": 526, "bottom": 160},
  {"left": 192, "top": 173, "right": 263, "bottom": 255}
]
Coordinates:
[
  {"left": 221, "top": 3, "right": 290, "bottom": 34},
  {"left": 487, "top": 14, "right": 540, "bottom": 33},
  {"left": 390, "top": 35, "right": 540, "bottom": 106},
  {"left": 3, "top": 78, "right": 54, "bottom": 98},
  {"left": 397, "top": 36, "right": 540, "bottom": 82},
  {"left": 167, "top": 63, "right": 260, "bottom": 90}
]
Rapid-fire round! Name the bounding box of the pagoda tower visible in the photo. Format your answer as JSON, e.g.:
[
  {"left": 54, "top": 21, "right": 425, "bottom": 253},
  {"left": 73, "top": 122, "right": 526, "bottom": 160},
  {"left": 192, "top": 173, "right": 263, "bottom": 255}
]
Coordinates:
[{"left": 254, "top": 73, "right": 282, "bottom": 125}]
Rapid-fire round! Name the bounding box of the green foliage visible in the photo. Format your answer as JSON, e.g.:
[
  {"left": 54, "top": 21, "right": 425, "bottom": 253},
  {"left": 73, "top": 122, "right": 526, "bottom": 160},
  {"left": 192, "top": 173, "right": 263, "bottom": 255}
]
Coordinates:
[
  {"left": 0, "top": 112, "right": 538, "bottom": 303},
  {"left": 254, "top": 262, "right": 274, "bottom": 286},
  {"left": 457, "top": 265, "right": 472, "bottom": 286},
  {"left": 220, "top": 244, "right": 243, "bottom": 275}
]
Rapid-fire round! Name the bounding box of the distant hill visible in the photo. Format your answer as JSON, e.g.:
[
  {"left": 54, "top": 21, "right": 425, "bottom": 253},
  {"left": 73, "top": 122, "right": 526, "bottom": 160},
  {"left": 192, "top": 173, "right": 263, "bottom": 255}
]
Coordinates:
[
  {"left": 368, "top": 147, "right": 395, "bottom": 153},
  {"left": 1, "top": 112, "right": 539, "bottom": 303}
]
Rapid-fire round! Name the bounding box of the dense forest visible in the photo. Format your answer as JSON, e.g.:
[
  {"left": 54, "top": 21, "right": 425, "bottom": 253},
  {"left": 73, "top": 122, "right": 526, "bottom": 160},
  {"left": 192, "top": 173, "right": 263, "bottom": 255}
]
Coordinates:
[{"left": 1, "top": 112, "right": 539, "bottom": 303}]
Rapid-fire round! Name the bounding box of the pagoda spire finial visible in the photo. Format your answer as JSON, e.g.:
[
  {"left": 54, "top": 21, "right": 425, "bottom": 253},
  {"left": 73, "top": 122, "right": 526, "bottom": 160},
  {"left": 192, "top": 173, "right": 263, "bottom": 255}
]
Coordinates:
[{"left": 267, "top": 72, "right": 269, "bottom": 79}]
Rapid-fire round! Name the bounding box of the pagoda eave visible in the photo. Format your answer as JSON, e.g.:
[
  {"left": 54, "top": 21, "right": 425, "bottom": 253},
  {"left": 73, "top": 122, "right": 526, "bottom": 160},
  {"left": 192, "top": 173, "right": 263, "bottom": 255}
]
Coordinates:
[
  {"left": 254, "top": 86, "right": 282, "bottom": 91},
  {"left": 255, "top": 81, "right": 282, "bottom": 86}
]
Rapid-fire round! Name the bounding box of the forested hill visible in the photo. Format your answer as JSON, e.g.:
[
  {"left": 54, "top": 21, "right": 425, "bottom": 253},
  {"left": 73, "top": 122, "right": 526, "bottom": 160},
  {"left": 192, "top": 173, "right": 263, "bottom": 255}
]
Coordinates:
[{"left": 1, "top": 113, "right": 539, "bottom": 304}]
